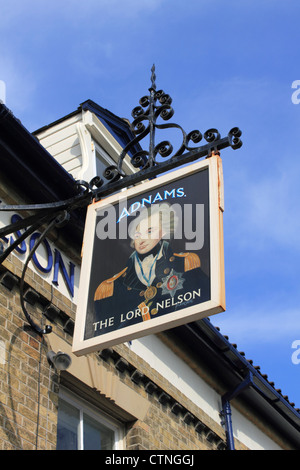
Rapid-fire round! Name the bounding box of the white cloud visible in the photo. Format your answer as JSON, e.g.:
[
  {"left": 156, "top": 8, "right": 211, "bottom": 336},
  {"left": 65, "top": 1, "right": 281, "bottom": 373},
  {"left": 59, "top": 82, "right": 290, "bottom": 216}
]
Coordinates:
[
  {"left": 224, "top": 160, "right": 300, "bottom": 254},
  {"left": 1, "top": 0, "right": 166, "bottom": 27},
  {"left": 212, "top": 303, "right": 300, "bottom": 346},
  {"left": 0, "top": 54, "right": 36, "bottom": 114}
]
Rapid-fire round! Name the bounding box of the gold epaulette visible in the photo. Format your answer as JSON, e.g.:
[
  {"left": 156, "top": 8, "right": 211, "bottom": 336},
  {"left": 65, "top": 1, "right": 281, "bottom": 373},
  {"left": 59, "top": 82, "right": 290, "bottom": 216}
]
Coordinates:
[
  {"left": 174, "top": 252, "right": 201, "bottom": 272},
  {"left": 94, "top": 267, "right": 127, "bottom": 301}
]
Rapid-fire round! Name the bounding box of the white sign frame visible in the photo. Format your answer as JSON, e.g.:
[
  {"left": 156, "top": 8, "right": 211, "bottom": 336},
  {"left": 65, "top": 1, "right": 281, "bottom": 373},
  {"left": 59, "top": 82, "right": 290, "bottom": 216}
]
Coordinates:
[{"left": 73, "top": 154, "right": 225, "bottom": 356}]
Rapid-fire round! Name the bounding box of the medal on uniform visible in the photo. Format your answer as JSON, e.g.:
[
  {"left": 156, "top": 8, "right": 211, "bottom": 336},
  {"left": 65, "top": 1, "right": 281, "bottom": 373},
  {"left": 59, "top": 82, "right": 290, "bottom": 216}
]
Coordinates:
[
  {"left": 161, "top": 269, "right": 185, "bottom": 298},
  {"left": 135, "top": 252, "right": 159, "bottom": 302},
  {"left": 144, "top": 285, "right": 157, "bottom": 301}
]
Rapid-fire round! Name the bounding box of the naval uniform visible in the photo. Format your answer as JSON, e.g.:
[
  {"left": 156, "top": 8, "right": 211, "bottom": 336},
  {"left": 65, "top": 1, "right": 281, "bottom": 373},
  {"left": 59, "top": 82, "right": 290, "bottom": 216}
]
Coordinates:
[{"left": 91, "top": 241, "right": 210, "bottom": 337}]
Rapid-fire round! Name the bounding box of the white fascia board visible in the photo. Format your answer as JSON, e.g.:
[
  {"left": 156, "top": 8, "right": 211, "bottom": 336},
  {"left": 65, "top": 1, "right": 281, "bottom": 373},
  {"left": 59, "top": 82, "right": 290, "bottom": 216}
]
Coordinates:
[{"left": 82, "top": 110, "right": 139, "bottom": 176}]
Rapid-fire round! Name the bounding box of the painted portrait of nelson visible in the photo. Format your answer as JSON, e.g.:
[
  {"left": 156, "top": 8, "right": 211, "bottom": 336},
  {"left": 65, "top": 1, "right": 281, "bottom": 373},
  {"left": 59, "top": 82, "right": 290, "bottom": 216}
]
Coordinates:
[{"left": 91, "top": 202, "right": 210, "bottom": 337}]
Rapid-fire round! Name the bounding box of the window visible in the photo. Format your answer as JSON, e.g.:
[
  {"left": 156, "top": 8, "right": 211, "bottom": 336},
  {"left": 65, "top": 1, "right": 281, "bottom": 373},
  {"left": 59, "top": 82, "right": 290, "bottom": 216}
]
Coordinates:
[
  {"left": 95, "top": 145, "right": 115, "bottom": 181},
  {"left": 57, "top": 389, "right": 123, "bottom": 450}
]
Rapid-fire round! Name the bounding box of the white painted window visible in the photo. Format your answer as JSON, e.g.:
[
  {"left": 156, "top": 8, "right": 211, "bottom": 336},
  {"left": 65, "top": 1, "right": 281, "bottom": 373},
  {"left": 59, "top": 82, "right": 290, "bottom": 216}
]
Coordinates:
[
  {"left": 95, "top": 143, "right": 115, "bottom": 180},
  {"left": 57, "top": 388, "right": 123, "bottom": 450}
]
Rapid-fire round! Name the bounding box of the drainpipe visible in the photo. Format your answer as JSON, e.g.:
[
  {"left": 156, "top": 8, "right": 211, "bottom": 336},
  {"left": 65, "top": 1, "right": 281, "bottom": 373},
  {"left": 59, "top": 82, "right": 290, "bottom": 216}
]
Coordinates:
[
  {"left": 221, "top": 399, "right": 235, "bottom": 450},
  {"left": 220, "top": 371, "right": 254, "bottom": 450}
]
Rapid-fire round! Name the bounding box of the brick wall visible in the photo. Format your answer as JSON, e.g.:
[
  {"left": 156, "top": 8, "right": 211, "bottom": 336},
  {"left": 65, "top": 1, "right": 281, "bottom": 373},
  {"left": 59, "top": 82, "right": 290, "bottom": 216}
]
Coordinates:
[
  {"left": 98, "top": 346, "right": 231, "bottom": 451},
  {"left": 0, "top": 254, "right": 246, "bottom": 450},
  {"left": 0, "top": 266, "right": 58, "bottom": 449}
]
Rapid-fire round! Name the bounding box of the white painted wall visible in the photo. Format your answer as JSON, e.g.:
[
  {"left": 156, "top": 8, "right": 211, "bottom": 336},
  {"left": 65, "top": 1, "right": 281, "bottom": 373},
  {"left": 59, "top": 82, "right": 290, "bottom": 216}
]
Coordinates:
[
  {"left": 0, "top": 207, "right": 80, "bottom": 302},
  {"left": 35, "top": 109, "right": 138, "bottom": 182},
  {"left": 36, "top": 113, "right": 83, "bottom": 178},
  {"left": 130, "top": 335, "right": 282, "bottom": 450}
]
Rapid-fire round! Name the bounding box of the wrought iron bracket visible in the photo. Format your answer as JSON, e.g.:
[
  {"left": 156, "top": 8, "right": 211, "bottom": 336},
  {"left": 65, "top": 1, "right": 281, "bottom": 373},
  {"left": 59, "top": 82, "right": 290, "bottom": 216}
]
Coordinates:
[{"left": 0, "top": 65, "right": 242, "bottom": 335}]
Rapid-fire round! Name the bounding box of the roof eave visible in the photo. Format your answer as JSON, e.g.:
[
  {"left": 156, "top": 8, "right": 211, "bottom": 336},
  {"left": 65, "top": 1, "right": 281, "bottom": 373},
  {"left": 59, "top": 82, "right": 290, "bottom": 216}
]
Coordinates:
[
  {"left": 171, "top": 318, "right": 300, "bottom": 448},
  {"left": 0, "top": 103, "right": 85, "bottom": 245}
]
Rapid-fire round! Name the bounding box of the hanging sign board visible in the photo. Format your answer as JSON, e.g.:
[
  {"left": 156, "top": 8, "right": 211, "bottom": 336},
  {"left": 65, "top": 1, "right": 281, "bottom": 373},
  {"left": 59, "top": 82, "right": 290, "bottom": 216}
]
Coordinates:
[{"left": 73, "top": 154, "right": 225, "bottom": 356}]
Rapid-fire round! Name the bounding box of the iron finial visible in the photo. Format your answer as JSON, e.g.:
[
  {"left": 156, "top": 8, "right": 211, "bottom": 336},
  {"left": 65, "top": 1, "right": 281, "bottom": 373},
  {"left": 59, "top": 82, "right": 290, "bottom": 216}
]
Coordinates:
[{"left": 150, "top": 64, "right": 156, "bottom": 91}]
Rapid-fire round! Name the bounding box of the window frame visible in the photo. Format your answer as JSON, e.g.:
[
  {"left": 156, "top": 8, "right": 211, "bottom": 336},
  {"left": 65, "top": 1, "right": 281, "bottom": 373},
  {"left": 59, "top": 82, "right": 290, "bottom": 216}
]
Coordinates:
[
  {"left": 57, "top": 387, "right": 124, "bottom": 450},
  {"left": 94, "top": 142, "right": 116, "bottom": 180}
]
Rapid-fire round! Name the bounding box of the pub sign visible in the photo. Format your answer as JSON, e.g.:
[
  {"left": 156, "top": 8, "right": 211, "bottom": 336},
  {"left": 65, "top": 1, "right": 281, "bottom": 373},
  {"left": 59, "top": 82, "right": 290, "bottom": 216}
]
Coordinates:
[{"left": 73, "top": 155, "right": 225, "bottom": 355}]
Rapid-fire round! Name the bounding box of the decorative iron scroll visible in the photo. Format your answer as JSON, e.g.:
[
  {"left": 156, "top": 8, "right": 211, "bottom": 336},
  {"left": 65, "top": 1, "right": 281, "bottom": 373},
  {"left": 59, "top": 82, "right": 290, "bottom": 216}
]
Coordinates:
[
  {"left": 0, "top": 65, "right": 242, "bottom": 335},
  {"left": 92, "top": 65, "right": 242, "bottom": 190}
]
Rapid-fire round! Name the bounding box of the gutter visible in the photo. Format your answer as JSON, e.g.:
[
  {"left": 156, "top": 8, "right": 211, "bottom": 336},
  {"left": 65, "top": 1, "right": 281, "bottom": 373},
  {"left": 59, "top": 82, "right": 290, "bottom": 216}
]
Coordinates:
[
  {"left": 178, "top": 319, "right": 300, "bottom": 449},
  {"left": 200, "top": 318, "right": 300, "bottom": 421}
]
